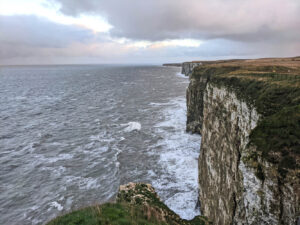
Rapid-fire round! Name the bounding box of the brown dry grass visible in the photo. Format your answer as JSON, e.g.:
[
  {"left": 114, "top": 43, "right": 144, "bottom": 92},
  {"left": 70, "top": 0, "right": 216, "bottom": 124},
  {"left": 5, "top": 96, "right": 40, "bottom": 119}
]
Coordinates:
[
  {"left": 193, "top": 56, "right": 300, "bottom": 88},
  {"left": 191, "top": 56, "right": 300, "bottom": 69}
]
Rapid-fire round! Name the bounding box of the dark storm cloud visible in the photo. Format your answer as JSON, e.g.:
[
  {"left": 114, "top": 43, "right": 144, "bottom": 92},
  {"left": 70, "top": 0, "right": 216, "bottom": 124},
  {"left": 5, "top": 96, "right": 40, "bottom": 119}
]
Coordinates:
[{"left": 53, "top": 0, "right": 300, "bottom": 42}]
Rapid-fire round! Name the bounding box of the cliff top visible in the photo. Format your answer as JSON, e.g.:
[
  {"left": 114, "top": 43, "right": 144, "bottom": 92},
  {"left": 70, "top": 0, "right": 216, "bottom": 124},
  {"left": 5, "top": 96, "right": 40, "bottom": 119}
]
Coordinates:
[
  {"left": 189, "top": 56, "right": 300, "bottom": 68},
  {"left": 202, "top": 57, "right": 300, "bottom": 88},
  {"left": 191, "top": 57, "right": 300, "bottom": 180}
]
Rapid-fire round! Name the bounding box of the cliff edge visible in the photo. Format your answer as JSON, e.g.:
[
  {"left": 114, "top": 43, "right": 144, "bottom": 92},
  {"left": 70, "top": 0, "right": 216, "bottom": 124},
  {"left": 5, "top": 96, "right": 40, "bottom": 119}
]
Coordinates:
[{"left": 186, "top": 57, "right": 300, "bottom": 224}]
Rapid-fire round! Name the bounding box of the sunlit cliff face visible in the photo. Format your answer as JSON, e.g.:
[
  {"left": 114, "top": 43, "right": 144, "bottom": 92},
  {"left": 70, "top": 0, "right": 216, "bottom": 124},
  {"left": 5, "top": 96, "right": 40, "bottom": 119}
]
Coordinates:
[{"left": 0, "top": 0, "right": 299, "bottom": 65}]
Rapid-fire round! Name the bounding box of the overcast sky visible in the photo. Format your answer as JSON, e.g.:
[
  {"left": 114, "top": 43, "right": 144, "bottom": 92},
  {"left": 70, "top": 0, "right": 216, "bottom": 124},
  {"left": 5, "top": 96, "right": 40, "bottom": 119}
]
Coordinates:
[{"left": 0, "top": 0, "right": 299, "bottom": 65}]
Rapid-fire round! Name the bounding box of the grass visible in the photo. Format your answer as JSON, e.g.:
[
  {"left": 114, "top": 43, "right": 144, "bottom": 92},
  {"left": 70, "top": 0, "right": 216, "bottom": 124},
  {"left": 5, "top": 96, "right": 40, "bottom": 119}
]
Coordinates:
[
  {"left": 47, "top": 203, "right": 168, "bottom": 225},
  {"left": 46, "top": 183, "right": 210, "bottom": 225},
  {"left": 191, "top": 57, "right": 300, "bottom": 178}
]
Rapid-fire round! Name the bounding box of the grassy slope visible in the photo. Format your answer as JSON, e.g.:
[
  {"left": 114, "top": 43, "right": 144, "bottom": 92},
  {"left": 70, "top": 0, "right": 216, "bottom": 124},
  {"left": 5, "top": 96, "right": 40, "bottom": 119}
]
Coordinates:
[
  {"left": 191, "top": 57, "right": 300, "bottom": 179},
  {"left": 46, "top": 183, "right": 210, "bottom": 225}
]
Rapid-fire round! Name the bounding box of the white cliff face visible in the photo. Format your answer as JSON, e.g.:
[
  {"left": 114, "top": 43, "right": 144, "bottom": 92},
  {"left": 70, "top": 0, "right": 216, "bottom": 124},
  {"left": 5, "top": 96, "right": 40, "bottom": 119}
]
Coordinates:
[
  {"left": 198, "top": 83, "right": 261, "bottom": 225},
  {"left": 237, "top": 160, "right": 279, "bottom": 225},
  {"left": 238, "top": 150, "right": 298, "bottom": 225},
  {"left": 207, "top": 84, "right": 259, "bottom": 149},
  {"left": 182, "top": 62, "right": 202, "bottom": 76},
  {"left": 187, "top": 80, "right": 299, "bottom": 225}
]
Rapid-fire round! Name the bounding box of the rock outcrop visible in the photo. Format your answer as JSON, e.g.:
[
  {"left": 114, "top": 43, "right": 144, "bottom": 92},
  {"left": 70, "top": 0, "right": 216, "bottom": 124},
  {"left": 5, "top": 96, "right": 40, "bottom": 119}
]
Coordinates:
[
  {"left": 117, "top": 183, "right": 210, "bottom": 225},
  {"left": 186, "top": 58, "right": 300, "bottom": 225}
]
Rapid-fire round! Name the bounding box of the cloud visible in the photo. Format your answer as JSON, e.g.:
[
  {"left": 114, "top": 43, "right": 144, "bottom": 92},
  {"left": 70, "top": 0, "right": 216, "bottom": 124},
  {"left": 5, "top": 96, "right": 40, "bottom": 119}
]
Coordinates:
[
  {"left": 0, "top": 14, "right": 167, "bottom": 64},
  {"left": 0, "top": 0, "right": 299, "bottom": 65},
  {"left": 0, "top": 15, "right": 94, "bottom": 49},
  {"left": 0, "top": 15, "right": 116, "bottom": 63},
  {"left": 53, "top": 0, "right": 300, "bottom": 42}
]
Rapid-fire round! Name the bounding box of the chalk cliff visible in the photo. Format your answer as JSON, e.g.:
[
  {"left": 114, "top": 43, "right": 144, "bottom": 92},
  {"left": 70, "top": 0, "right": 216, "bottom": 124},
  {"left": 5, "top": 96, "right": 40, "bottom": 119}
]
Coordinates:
[
  {"left": 186, "top": 58, "right": 300, "bottom": 225},
  {"left": 182, "top": 62, "right": 202, "bottom": 76}
]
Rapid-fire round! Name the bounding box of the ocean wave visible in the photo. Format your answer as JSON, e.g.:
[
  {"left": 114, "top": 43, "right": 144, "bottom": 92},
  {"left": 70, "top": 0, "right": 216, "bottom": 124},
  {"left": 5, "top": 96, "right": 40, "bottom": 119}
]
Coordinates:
[
  {"left": 122, "top": 122, "right": 141, "bottom": 132},
  {"left": 65, "top": 176, "right": 101, "bottom": 190},
  {"left": 50, "top": 201, "right": 63, "bottom": 211},
  {"left": 148, "top": 102, "right": 171, "bottom": 106},
  {"left": 47, "top": 154, "right": 73, "bottom": 163},
  {"left": 176, "top": 72, "right": 188, "bottom": 79}
]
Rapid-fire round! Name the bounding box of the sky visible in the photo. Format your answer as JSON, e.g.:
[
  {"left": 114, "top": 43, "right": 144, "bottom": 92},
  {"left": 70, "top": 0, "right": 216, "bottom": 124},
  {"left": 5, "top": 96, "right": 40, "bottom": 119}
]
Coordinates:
[{"left": 0, "top": 0, "right": 299, "bottom": 65}]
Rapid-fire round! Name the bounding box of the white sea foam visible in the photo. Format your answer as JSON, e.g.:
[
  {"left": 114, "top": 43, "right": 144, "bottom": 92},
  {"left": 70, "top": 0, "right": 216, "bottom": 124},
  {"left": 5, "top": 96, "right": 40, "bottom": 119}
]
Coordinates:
[
  {"left": 151, "top": 97, "right": 201, "bottom": 220},
  {"left": 21, "top": 142, "right": 36, "bottom": 154},
  {"left": 176, "top": 72, "right": 189, "bottom": 79},
  {"left": 50, "top": 202, "right": 63, "bottom": 211},
  {"left": 89, "top": 134, "right": 102, "bottom": 141},
  {"left": 50, "top": 142, "right": 63, "bottom": 146},
  {"left": 122, "top": 122, "right": 141, "bottom": 132},
  {"left": 47, "top": 154, "right": 73, "bottom": 163},
  {"left": 65, "top": 176, "right": 101, "bottom": 190},
  {"left": 65, "top": 197, "right": 73, "bottom": 211},
  {"left": 149, "top": 102, "right": 171, "bottom": 106},
  {"left": 83, "top": 145, "right": 109, "bottom": 154},
  {"left": 36, "top": 153, "right": 73, "bottom": 165},
  {"left": 90, "top": 133, "right": 115, "bottom": 142},
  {"left": 41, "top": 166, "right": 66, "bottom": 177},
  {"left": 165, "top": 191, "right": 198, "bottom": 218},
  {"left": 147, "top": 169, "right": 156, "bottom": 178}
]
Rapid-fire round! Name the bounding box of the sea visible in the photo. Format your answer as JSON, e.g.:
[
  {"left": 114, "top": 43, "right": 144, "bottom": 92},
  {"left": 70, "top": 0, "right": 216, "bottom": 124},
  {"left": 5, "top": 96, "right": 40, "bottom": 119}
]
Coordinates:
[{"left": 0, "top": 65, "right": 201, "bottom": 224}]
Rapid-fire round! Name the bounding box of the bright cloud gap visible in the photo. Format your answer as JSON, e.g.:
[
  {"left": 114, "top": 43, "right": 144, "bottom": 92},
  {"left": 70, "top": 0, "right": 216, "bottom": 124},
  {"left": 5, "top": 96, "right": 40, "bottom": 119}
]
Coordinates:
[
  {"left": 117, "top": 39, "right": 203, "bottom": 49},
  {"left": 0, "top": 0, "right": 112, "bottom": 33}
]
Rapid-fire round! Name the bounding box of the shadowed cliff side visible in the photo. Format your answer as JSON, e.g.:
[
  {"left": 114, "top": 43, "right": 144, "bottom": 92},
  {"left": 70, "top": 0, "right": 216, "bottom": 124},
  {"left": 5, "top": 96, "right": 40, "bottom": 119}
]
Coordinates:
[{"left": 186, "top": 57, "right": 300, "bottom": 225}]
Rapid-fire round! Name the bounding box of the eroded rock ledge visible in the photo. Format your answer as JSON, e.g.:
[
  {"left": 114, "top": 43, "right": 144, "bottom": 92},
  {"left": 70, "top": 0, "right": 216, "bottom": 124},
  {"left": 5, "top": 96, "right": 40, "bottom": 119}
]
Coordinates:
[{"left": 186, "top": 57, "right": 300, "bottom": 225}]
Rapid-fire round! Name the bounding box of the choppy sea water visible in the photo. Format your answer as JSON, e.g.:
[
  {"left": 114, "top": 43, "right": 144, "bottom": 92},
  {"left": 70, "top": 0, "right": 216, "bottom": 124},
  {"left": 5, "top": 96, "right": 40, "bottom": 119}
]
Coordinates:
[{"left": 0, "top": 65, "right": 200, "bottom": 224}]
